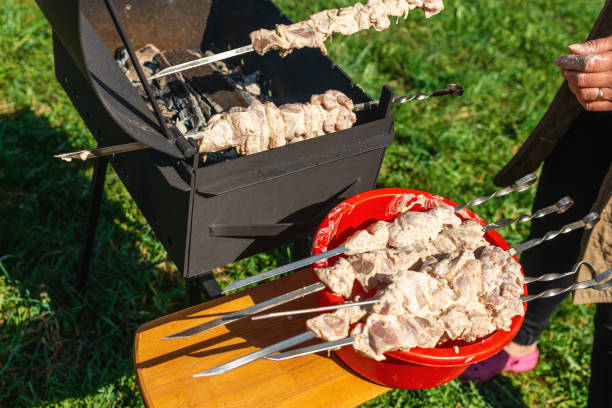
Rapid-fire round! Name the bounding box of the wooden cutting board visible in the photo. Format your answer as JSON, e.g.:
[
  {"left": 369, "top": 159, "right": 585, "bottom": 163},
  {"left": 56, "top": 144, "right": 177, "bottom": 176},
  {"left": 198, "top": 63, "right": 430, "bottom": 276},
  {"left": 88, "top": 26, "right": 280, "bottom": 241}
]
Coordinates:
[{"left": 134, "top": 268, "right": 391, "bottom": 408}]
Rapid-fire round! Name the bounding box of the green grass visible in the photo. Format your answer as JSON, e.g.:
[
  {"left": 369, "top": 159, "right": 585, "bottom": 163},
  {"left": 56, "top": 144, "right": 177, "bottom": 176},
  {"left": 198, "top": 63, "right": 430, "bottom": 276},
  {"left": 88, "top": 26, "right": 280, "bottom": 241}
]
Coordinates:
[{"left": 0, "top": 0, "right": 604, "bottom": 406}]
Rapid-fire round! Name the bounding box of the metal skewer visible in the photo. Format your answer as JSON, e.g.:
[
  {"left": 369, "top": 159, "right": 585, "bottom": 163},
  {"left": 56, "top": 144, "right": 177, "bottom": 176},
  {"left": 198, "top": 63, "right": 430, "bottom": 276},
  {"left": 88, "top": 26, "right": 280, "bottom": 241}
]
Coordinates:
[
  {"left": 266, "top": 337, "right": 355, "bottom": 361},
  {"left": 353, "top": 84, "right": 463, "bottom": 111},
  {"left": 265, "top": 262, "right": 612, "bottom": 362},
  {"left": 192, "top": 331, "right": 317, "bottom": 377},
  {"left": 161, "top": 283, "right": 326, "bottom": 340},
  {"left": 151, "top": 45, "right": 256, "bottom": 80},
  {"left": 164, "top": 192, "right": 568, "bottom": 341},
  {"left": 54, "top": 85, "right": 463, "bottom": 162},
  {"left": 453, "top": 173, "right": 537, "bottom": 212},
  {"left": 222, "top": 173, "right": 537, "bottom": 294},
  {"left": 251, "top": 299, "right": 379, "bottom": 321}
]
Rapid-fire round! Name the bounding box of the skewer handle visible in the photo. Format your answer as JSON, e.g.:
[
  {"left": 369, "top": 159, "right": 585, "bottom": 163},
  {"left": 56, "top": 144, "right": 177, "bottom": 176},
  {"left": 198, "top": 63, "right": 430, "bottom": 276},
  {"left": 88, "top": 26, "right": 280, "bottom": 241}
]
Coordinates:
[
  {"left": 508, "top": 212, "right": 600, "bottom": 256},
  {"left": 522, "top": 262, "right": 612, "bottom": 302},
  {"left": 353, "top": 84, "right": 464, "bottom": 111},
  {"left": 483, "top": 196, "right": 573, "bottom": 232},
  {"left": 454, "top": 173, "right": 537, "bottom": 212}
]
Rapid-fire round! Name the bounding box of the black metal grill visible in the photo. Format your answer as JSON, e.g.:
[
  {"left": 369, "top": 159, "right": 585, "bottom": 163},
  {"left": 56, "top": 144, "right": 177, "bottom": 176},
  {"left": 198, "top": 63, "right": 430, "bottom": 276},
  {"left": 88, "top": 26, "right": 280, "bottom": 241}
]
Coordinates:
[{"left": 34, "top": 0, "right": 395, "bottom": 301}]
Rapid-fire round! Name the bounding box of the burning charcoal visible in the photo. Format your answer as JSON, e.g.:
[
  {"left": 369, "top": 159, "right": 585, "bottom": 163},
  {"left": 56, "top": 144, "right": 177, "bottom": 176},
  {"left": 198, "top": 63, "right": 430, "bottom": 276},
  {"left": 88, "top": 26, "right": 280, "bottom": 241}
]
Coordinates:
[
  {"left": 114, "top": 46, "right": 129, "bottom": 69},
  {"left": 163, "top": 49, "right": 251, "bottom": 113},
  {"left": 123, "top": 44, "right": 161, "bottom": 83},
  {"left": 152, "top": 51, "right": 208, "bottom": 133},
  {"left": 204, "top": 148, "right": 240, "bottom": 165},
  {"left": 117, "top": 43, "right": 277, "bottom": 167}
]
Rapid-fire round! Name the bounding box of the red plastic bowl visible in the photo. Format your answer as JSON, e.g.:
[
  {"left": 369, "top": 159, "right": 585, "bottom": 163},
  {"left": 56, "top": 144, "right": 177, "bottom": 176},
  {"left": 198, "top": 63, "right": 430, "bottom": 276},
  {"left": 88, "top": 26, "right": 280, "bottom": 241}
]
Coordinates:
[{"left": 311, "top": 188, "right": 527, "bottom": 389}]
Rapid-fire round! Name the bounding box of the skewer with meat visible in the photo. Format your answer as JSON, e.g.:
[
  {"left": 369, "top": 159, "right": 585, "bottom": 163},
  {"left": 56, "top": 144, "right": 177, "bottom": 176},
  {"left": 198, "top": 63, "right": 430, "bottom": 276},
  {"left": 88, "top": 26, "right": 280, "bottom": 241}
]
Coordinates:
[
  {"left": 192, "top": 89, "right": 356, "bottom": 155},
  {"left": 251, "top": 0, "right": 445, "bottom": 57}
]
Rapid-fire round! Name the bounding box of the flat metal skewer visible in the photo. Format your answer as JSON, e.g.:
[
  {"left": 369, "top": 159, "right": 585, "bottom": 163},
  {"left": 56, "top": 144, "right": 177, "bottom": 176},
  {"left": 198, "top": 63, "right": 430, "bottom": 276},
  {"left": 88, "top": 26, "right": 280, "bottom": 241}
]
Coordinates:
[
  {"left": 192, "top": 331, "right": 316, "bottom": 377},
  {"left": 223, "top": 246, "right": 347, "bottom": 294},
  {"left": 266, "top": 336, "right": 355, "bottom": 361},
  {"left": 151, "top": 45, "right": 256, "bottom": 80},
  {"left": 161, "top": 283, "right": 326, "bottom": 340},
  {"left": 251, "top": 299, "right": 379, "bottom": 321},
  {"left": 54, "top": 85, "right": 464, "bottom": 162},
  {"left": 222, "top": 173, "right": 537, "bottom": 294},
  {"left": 267, "top": 337, "right": 355, "bottom": 361},
  {"left": 266, "top": 262, "right": 612, "bottom": 362}
]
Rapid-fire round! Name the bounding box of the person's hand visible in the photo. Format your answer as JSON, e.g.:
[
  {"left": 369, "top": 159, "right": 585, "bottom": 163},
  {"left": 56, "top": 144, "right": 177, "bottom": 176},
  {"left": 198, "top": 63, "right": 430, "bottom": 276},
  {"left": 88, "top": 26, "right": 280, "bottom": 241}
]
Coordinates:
[{"left": 555, "top": 36, "right": 612, "bottom": 111}]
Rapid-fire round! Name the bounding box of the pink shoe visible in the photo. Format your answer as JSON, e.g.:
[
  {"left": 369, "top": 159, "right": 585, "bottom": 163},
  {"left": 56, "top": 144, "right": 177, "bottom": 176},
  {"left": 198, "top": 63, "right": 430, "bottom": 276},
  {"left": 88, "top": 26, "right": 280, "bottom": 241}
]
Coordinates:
[{"left": 459, "top": 349, "right": 539, "bottom": 383}]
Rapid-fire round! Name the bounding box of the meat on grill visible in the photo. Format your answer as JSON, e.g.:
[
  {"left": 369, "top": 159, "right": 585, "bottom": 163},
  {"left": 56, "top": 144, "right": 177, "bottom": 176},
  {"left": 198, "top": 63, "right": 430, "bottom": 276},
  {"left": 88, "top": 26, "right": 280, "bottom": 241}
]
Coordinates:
[
  {"left": 250, "top": 0, "right": 445, "bottom": 57},
  {"left": 308, "top": 205, "right": 525, "bottom": 361},
  {"left": 192, "top": 90, "right": 357, "bottom": 155}
]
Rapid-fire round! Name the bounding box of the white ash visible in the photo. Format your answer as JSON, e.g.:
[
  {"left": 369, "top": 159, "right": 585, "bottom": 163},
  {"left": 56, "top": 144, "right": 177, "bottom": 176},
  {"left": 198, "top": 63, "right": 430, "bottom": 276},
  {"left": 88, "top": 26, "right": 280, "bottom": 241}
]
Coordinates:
[
  {"left": 116, "top": 45, "right": 210, "bottom": 134},
  {"left": 115, "top": 44, "right": 273, "bottom": 165}
]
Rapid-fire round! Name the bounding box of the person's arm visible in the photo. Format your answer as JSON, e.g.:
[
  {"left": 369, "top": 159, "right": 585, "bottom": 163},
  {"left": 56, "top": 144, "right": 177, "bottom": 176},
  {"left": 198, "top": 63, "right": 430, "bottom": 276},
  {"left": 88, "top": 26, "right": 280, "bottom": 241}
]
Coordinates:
[{"left": 555, "top": 35, "right": 612, "bottom": 111}]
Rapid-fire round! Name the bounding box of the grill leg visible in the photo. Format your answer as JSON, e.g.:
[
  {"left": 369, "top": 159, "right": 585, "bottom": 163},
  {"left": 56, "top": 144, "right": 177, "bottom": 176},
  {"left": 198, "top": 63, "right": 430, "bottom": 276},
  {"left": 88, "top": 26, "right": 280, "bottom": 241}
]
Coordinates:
[
  {"left": 186, "top": 272, "right": 223, "bottom": 306},
  {"left": 76, "top": 158, "right": 108, "bottom": 291}
]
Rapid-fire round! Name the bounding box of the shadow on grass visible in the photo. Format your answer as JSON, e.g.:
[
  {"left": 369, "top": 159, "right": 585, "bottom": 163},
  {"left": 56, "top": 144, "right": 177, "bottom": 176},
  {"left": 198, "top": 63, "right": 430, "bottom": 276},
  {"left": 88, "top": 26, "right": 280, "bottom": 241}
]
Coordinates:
[
  {"left": 0, "top": 109, "right": 185, "bottom": 406},
  {"left": 0, "top": 109, "right": 308, "bottom": 406},
  {"left": 472, "top": 375, "right": 529, "bottom": 408}
]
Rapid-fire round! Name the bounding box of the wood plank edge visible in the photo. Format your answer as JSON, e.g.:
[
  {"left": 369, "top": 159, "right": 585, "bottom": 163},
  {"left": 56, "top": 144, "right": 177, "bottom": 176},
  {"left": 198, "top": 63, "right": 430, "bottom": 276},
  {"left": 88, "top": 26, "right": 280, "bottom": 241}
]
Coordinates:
[{"left": 134, "top": 329, "right": 156, "bottom": 408}]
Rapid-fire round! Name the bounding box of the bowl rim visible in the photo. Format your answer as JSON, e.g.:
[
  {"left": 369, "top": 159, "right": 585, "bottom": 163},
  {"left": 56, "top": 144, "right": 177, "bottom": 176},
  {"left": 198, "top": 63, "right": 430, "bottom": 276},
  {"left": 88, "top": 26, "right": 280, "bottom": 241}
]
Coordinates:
[{"left": 311, "top": 187, "right": 527, "bottom": 367}]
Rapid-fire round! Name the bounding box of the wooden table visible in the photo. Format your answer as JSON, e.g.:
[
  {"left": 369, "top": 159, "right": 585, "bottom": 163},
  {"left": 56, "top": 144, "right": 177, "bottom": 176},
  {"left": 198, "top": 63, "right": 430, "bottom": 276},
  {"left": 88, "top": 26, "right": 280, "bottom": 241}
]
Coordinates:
[{"left": 134, "top": 268, "right": 391, "bottom": 407}]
